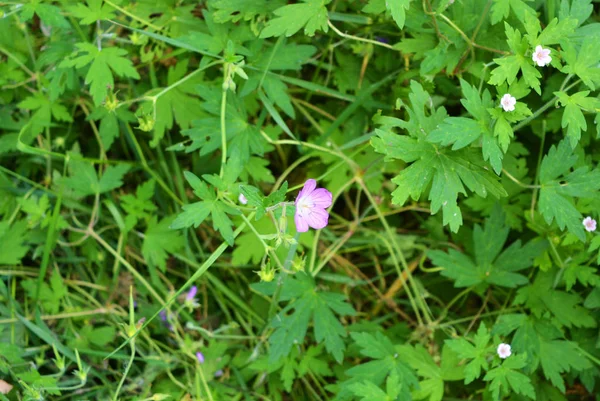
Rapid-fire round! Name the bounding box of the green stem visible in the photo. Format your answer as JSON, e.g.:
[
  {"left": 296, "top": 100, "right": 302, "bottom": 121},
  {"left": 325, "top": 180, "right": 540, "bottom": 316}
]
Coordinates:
[
  {"left": 267, "top": 232, "right": 300, "bottom": 322},
  {"left": 219, "top": 84, "right": 228, "bottom": 177},
  {"left": 513, "top": 79, "right": 582, "bottom": 132},
  {"left": 113, "top": 341, "right": 136, "bottom": 401}
]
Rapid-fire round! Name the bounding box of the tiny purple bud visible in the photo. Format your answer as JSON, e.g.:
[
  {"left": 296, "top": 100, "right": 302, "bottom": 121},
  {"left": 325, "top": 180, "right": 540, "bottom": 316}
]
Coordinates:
[
  {"left": 196, "top": 351, "right": 205, "bottom": 364},
  {"left": 159, "top": 310, "right": 167, "bottom": 322},
  {"left": 214, "top": 369, "right": 223, "bottom": 377},
  {"left": 186, "top": 286, "right": 198, "bottom": 302}
]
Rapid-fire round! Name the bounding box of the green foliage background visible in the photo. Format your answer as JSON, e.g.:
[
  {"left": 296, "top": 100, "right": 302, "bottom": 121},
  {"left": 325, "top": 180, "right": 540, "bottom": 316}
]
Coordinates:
[{"left": 1, "top": 0, "right": 600, "bottom": 400}]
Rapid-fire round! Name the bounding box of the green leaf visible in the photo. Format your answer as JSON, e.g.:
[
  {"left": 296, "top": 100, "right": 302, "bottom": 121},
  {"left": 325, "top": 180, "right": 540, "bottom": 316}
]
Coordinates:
[
  {"left": 428, "top": 117, "right": 483, "bottom": 150},
  {"left": 338, "top": 331, "right": 418, "bottom": 401},
  {"left": 554, "top": 90, "right": 600, "bottom": 147},
  {"left": 524, "top": 14, "right": 578, "bottom": 46},
  {"left": 18, "top": 93, "right": 73, "bottom": 137},
  {"left": 446, "top": 323, "right": 492, "bottom": 384},
  {"left": 386, "top": 0, "right": 411, "bottom": 30},
  {"left": 430, "top": 205, "right": 546, "bottom": 289},
  {"left": 172, "top": 173, "right": 240, "bottom": 245},
  {"left": 60, "top": 160, "right": 129, "bottom": 198},
  {"left": 21, "top": 0, "right": 70, "bottom": 28},
  {"left": 0, "top": 220, "right": 29, "bottom": 265},
  {"left": 371, "top": 82, "right": 506, "bottom": 233},
  {"left": 146, "top": 60, "right": 203, "bottom": 147},
  {"left": 515, "top": 271, "right": 596, "bottom": 329},
  {"left": 559, "top": 0, "right": 593, "bottom": 26},
  {"left": 489, "top": 23, "right": 542, "bottom": 94},
  {"left": 490, "top": 0, "right": 536, "bottom": 25},
  {"left": 399, "top": 344, "right": 464, "bottom": 401},
  {"left": 539, "top": 339, "right": 591, "bottom": 392},
  {"left": 210, "top": 0, "right": 284, "bottom": 22},
  {"left": 269, "top": 274, "right": 355, "bottom": 363},
  {"left": 483, "top": 354, "right": 536, "bottom": 400},
  {"left": 121, "top": 179, "right": 157, "bottom": 231},
  {"left": 142, "top": 216, "right": 185, "bottom": 272},
  {"left": 260, "top": 0, "right": 331, "bottom": 38},
  {"left": 560, "top": 37, "right": 600, "bottom": 90},
  {"left": 538, "top": 140, "right": 600, "bottom": 241},
  {"left": 61, "top": 43, "right": 140, "bottom": 105},
  {"left": 68, "top": 0, "right": 116, "bottom": 24}
]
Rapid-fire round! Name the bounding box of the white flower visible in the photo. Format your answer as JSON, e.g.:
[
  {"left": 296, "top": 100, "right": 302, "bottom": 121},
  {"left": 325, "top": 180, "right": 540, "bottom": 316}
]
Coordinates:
[
  {"left": 497, "top": 343, "right": 512, "bottom": 359},
  {"left": 532, "top": 45, "right": 552, "bottom": 67},
  {"left": 500, "top": 94, "right": 516, "bottom": 112},
  {"left": 238, "top": 193, "right": 248, "bottom": 205},
  {"left": 583, "top": 216, "right": 597, "bottom": 232}
]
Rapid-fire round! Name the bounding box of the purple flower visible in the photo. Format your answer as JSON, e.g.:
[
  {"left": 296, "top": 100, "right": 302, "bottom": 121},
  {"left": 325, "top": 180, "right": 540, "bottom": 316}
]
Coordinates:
[
  {"left": 294, "top": 179, "right": 332, "bottom": 233},
  {"left": 196, "top": 351, "right": 205, "bottom": 364},
  {"left": 186, "top": 286, "right": 198, "bottom": 302},
  {"left": 159, "top": 310, "right": 174, "bottom": 331},
  {"left": 214, "top": 369, "right": 223, "bottom": 377}
]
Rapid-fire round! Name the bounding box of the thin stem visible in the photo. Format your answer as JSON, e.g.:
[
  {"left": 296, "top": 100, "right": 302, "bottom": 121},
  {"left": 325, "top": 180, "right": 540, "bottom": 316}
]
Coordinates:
[
  {"left": 502, "top": 169, "right": 540, "bottom": 189},
  {"left": 327, "top": 20, "right": 394, "bottom": 50},
  {"left": 267, "top": 232, "right": 300, "bottom": 322},
  {"left": 103, "top": 0, "right": 162, "bottom": 30},
  {"left": 113, "top": 341, "right": 136, "bottom": 401},
  {"left": 513, "top": 79, "right": 582, "bottom": 131},
  {"left": 0, "top": 45, "right": 36, "bottom": 77},
  {"left": 219, "top": 84, "right": 228, "bottom": 178}
]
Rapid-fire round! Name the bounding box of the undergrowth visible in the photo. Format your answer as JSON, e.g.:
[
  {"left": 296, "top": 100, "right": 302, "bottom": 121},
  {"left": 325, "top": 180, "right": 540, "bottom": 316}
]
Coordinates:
[{"left": 1, "top": 0, "right": 600, "bottom": 400}]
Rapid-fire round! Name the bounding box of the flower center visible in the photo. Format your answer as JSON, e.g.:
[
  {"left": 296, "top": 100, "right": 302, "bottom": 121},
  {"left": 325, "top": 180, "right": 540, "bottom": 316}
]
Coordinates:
[{"left": 296, "top": 198, "right": 313, "bottom": 215}]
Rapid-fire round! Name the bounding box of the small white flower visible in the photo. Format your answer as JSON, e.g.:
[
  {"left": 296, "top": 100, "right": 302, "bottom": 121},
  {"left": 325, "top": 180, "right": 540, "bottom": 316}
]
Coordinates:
[
  {"left": 532, "top": 45, "right": 552, "bottom": 67},
  {"left": 497, "top": 343, "right": 512, "bottom": 359},
  {"left": 583, "top": 216, "right": 597, "bottom": 232},
  {"left": 500, "top": 94, "right": 516, "bottom": 112},
  {"left": 239, "top": 193, "right": 248, "bottom": 205}
]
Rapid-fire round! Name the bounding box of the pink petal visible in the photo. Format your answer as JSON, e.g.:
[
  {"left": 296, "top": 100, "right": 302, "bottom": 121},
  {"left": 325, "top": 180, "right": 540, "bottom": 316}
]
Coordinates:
[
  {"left": 305, "top": 208, "right": 329, "bottom": 230},
  {"left": 295, "top": 212, "right": 309, "bottom": 232},
  {"left": 297, "top": 179, "right": 317, "bottom": 202},
  {"left": 308, "top": 188, "right": 332, "bottom": 208}
]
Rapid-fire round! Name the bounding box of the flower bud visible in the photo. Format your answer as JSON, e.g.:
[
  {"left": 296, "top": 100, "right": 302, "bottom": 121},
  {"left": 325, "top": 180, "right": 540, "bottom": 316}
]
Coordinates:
[{"left": 137, "top": 114, "right": 155, "bottom": 132}]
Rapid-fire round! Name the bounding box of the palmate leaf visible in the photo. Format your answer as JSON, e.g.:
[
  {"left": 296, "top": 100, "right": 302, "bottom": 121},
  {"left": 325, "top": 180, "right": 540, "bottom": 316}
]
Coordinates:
[
  {"left": 554, "top": 90, "right": 600, "bottom": 147},
  {"left": 429, "top": 204, "right": 546, "bottom": 288},
  {"left": 489, "top": 23, "right": 542, "bottom": 94},
  {"left": 337, "top": 331, "right": 418, "bottom": 401},
  {"left": 142, "top": 216, "right": 185, "bottom": 272},
  {"left": 171, "top": 172, "right": 240, "bottom": 245},
  {"left": 68, "top": 0, "right": 115, "bottom": 24},
  {"left": 514, "top": 271, "right": 596, "bottom": 329},
  {"left": 560, "top": 37, "right": 600, "bottom": 90},
  {"left": 60, "top": 43, "right": 140, "bottom": 105},
  {"left": 428, "top": 80, "right": 504, "bottom": 174},
  {"left": 538, "top": 140, "right": 600, "bottom": 241},
  {"left": 260, "top": 0, "right": 331, "bottom": 38},
  {"left": 371, "top": 81, "right": 506, "bottom": 233},
  {"left": 446, "top": 323, "right": 492, "bottom": 384},
  {"left": 267, "top": 274, "right": 355, "bottom": 363},
  {"left": 399, "top": 344, "right": 464, "bottom": 401},
  {"left": 386, "top": 0, "right": 411, "bottom": 30},
  {"left": 210, "top": 0, "right": 284, "bottom": 22},
  {"left": 60, "top": 160, "right": 130, "bottom": 198},
  {"left": 144, "top": 60, "right": 203, "bottom": 147},
  {"left": 0, "top": 220, "right": 28, "bottom": 265},
  {"left": 490, "top": 0, "right": 536, "bottom": 25},
  {"left": 21, "top": 0, "right": 70, "bottom": 28},
  {"left": 483, "top": 354, "right": 535, "bottom": 401}
]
